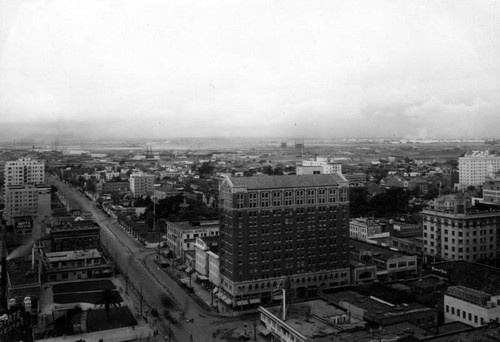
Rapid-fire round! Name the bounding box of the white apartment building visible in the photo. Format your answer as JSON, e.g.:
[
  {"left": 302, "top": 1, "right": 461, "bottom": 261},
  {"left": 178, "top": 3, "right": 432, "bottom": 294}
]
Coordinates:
[
  {"left": 129, "top": 173, "right": 154, "bottom": 197},
  {"left": 458, "top": 150, "right": 500, "bottom": 188},
  {"left": 4, "top": 184, "right": 51, "bottom": 226},
  {"left": 421, "top": 195, "right": 500, "bottom": 262},
  {"left": 296, "top": 160, "right": 342, "bottom": 175},
  {"left": 4, "top": 157, "right": 45, "bottom": 186},
  {"left": 445, "top": 285, "right": 500, "bottom": 327}
]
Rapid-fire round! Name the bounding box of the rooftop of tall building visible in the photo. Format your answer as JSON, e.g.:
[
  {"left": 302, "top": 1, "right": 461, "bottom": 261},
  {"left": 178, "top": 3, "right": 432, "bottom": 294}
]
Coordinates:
[{"left": 226, "top": 174, "right": 348, "bottom": 190}]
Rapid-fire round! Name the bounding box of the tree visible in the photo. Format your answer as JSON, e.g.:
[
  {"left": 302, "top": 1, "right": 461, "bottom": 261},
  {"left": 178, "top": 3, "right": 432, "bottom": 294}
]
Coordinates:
[{"left": 95, "top": 289, "right": 121, "bottom": 322}]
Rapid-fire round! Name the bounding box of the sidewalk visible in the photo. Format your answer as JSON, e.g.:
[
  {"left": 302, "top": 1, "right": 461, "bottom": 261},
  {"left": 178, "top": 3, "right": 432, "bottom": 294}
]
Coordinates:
[{"left": 37, "top": 325, "right": 156, "bottom": 342}]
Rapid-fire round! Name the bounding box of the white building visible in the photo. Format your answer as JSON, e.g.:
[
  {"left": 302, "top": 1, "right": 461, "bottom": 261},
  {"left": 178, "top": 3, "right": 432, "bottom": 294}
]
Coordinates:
[
  {"left": 458, "top": 150, "right": 500, "bottom": 188},
  {"left": 349, "top": 218, "right": 382, "bottom": 241},
  {"left": 129, "top": 173, "right": 155, "bottom": 197},
  {"left": 166, "top": 220, "right": 219, "bottom": 262},
  {"left": 296, "top": 160, "right": 342, "bottom": 175},
  {"left": 421, "top": 194, "right": 500, "bottom": 262},
  {"left": 5, "top": 157, "right": 45, "bottom": 186},
  {"left": 4, "top": 184, "right": 51, "bottom": 226},
  {"left": 208, "top": 251, "right": 220, "bottom": 287},
  {"left": 445, "top": 285, "right": 500, "bottom": 327}
]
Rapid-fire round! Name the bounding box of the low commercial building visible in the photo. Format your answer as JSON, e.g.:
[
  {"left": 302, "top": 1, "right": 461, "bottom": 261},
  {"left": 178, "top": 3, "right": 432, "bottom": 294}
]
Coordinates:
[
  {"left": 445, "top": 285, "right": 500, "bottom": 327},
  {"left": 324, "top": 290, "right": 436, "bottom": 328},
  {"left": 350, "top": 239, "right": 418, "bottom": 280},
  {"left": 43, "top": 249, "right": 112, "bottom": 282},
  {"left": 258, "top": 299, "right": 362, "bottom": 342},
  {"left": 50, "top": 220, "right": 100, "bottom": 252},
  {"left": 166, "top": 220, "right": 219, "bottom": 262},
  {"left": 194, "top": 236, "right": 219, "bottom": 280},
  {"left": 349, "top": 218, "right": 384, "bottom": 241}
]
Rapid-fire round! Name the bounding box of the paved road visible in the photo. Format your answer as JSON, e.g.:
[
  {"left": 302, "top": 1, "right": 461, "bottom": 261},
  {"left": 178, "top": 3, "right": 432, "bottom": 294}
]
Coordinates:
[{"left": 47, "top": 176, "right": 231, "bottom": 342}]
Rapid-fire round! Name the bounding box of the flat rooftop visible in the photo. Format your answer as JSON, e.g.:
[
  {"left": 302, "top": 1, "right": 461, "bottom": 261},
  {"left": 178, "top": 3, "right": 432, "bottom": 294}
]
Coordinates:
[
  {"left": 325, "top": 290, "right": 432, "bottom": 319},
  {"left": 350, "top": 239, "right": 415, "bottom": 261},
  {"left": 264, "top": 299, "right": 364, "bottom": 339},
  {"left": 45, "top": 249, "right": 101, "bottom": 262},
  {"left": 7, "top": 260, "right": 39, "bottom": 287}
]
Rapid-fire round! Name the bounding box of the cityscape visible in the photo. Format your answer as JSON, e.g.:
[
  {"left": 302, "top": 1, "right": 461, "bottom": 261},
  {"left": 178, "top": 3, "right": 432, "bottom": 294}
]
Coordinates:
[{"left": 2, "top": 1, "right": 500, "bottom": 342}]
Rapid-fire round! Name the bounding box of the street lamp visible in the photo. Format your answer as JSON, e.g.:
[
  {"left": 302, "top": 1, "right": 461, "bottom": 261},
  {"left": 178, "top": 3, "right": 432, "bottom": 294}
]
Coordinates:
[{"left": 253, "top": 320, "right": 257, "bottom": 342}]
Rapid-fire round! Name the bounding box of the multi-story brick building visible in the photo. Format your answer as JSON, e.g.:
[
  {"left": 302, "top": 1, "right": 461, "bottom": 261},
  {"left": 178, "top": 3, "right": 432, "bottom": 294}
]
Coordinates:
[
  {"left": 422, "top": 194, "right": 500, "bottom": 262},
  {"left": 218, "top": 174, "right": 351, "bottom": 308}
]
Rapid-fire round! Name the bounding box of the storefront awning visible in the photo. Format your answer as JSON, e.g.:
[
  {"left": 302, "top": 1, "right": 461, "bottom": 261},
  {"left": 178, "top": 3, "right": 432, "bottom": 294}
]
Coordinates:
[
  {"left": 248, "top": 298, "right": 261, "bottom": 304},
  {"left": 197, "top": 274, "right": 208, "bottom": 281},
  {"left": 272, "top": 294, "right": 283, "bottom": 301},
  {"left": 223, "top": 297, "right": 232, "bottom": 305},
  {"left": 236, "top": 300, "right": 249, "bottom": 306},
  {"left": 185, "top": 267, "right": 192, "bottom": 273},
  {"left": 212, "top": 287, "right": 219, "bottom": 294},
  {"left": 216, "top": 292, "right": 223, "bottom": 299}
]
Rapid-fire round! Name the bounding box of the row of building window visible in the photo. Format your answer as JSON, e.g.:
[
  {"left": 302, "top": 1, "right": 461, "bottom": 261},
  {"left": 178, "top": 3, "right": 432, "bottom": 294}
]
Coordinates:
[
  {"left": 446, "top": 305, "right": 485, "bottom": 325},
  {"left": 237, "top": 188, "right": 348, "bottom": 208}
]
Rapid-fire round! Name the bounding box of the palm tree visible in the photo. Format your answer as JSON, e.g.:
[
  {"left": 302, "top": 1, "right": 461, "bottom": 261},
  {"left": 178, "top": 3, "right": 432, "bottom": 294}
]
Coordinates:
[{"left": 95, "top": 289, "right": 121, "bottom": 321}]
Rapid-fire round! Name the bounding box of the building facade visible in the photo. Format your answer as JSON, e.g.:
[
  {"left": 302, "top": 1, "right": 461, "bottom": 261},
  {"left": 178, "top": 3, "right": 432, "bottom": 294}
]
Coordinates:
[
  {"left": 4, "top": 184, "right": 51, "bottom": 225},
  {"left": 444, "top": 285, "right": 500, "bottom": 327},
  {"left": 43, "top": 249, "right": 112, "bottom": 282},
  {"left": 166, "top": 220, "right": 219, "bottom": 262},
  {"left": 129, "top": 173, "right": 154, "bottom": 197},
  {"left": 482, "top": 176, "right": 500, "bottom": 205},
  {"left": 4, "top": 157, "right": 45, "bottom": 187},
  {"left": 458, "top": 150, "right": 500, "bottom": 188},
  {"left": 422, "top": 195, "right": 500, "bottom": 262},
  {"left": 218, "top": 174, "right": 351, "bottom": 307},
  {"left": 50, "top": 220, "right": 100, "bottom": 252},
  {"left": 349, "top": 218, "right": 383, "bottom": 241}
]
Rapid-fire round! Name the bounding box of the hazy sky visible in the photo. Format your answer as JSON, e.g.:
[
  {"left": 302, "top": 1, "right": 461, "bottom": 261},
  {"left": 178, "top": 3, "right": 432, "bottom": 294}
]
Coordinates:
[{"left": 1, "top": 0, "right": 500, "bottom": 139}]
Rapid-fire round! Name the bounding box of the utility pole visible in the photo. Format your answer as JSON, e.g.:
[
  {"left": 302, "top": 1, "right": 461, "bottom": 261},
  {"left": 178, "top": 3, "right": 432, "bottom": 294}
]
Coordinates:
[
  {"left": 125, "top": 268, "right": 128, "bottom": 295},
  {"left": 140, "top": 283, "right": 143, "bottom": 316}
]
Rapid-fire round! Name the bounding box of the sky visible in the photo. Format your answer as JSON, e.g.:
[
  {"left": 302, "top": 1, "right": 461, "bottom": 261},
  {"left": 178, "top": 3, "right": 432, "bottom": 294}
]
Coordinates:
[{"left": 1, "top": 0, "right": 500, "bottom": 140}]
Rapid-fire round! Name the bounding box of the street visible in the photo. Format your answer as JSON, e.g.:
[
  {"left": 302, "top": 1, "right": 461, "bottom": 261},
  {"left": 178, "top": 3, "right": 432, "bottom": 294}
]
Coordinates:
[{"left": 47, "top": 176, "right": 237, "bottom": 342}]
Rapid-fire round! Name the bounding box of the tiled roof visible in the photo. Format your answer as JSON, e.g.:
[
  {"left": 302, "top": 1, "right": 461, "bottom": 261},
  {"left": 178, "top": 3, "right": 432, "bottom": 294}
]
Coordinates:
[{"left": 228, "top": 174, "right": 347, "bottom": 190}]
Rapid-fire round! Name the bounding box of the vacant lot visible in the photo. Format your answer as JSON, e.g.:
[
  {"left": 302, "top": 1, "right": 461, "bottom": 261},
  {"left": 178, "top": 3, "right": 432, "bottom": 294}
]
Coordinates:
[
  {"left": 86, "top": 307, "right": 137, "bottom": 332},
  {"left": 53, "top": 280, "right": 115, "bottom": 293}
]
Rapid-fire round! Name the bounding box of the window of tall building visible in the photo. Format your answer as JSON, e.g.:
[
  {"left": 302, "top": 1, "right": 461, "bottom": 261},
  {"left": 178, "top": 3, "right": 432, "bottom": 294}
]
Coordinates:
[
  {"left": 284, "top": 191, "right": 293, "bottom": 205},
  {"left": 296, "top": 190, "right": 304, "bottom": 205},
  {"left": 249, "top": 192, "right": 257, "bottom": 208},
  {"left": 307, "top": 189, "right": 316, "bottom": 204},
  {"left": 261, "top": 192, "right": 270, "bottom": 207},
  {"left": 328, "top": 188, "right": 337, "bottom": 202},
  {"left": 273, "top": 191, "right": 282, "bottom": 206}
]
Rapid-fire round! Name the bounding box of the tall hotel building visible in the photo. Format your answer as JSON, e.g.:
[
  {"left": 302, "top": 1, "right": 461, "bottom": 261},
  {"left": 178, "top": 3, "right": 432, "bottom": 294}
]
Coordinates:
[
  {"left": 422, "top": 194, "right": 500, "bottom": 262},
  {"left": 218, "top": 174, "right": 350, "bottom": 307},
  {"left": 458, "top": 150, "right": 500, "bottom": 189}
]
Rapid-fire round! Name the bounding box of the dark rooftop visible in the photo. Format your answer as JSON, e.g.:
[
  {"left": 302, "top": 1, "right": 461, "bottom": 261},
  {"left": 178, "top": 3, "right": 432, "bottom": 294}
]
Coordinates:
[{"left": 228, "top": 174, "right": 348, "bottom": 190}]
